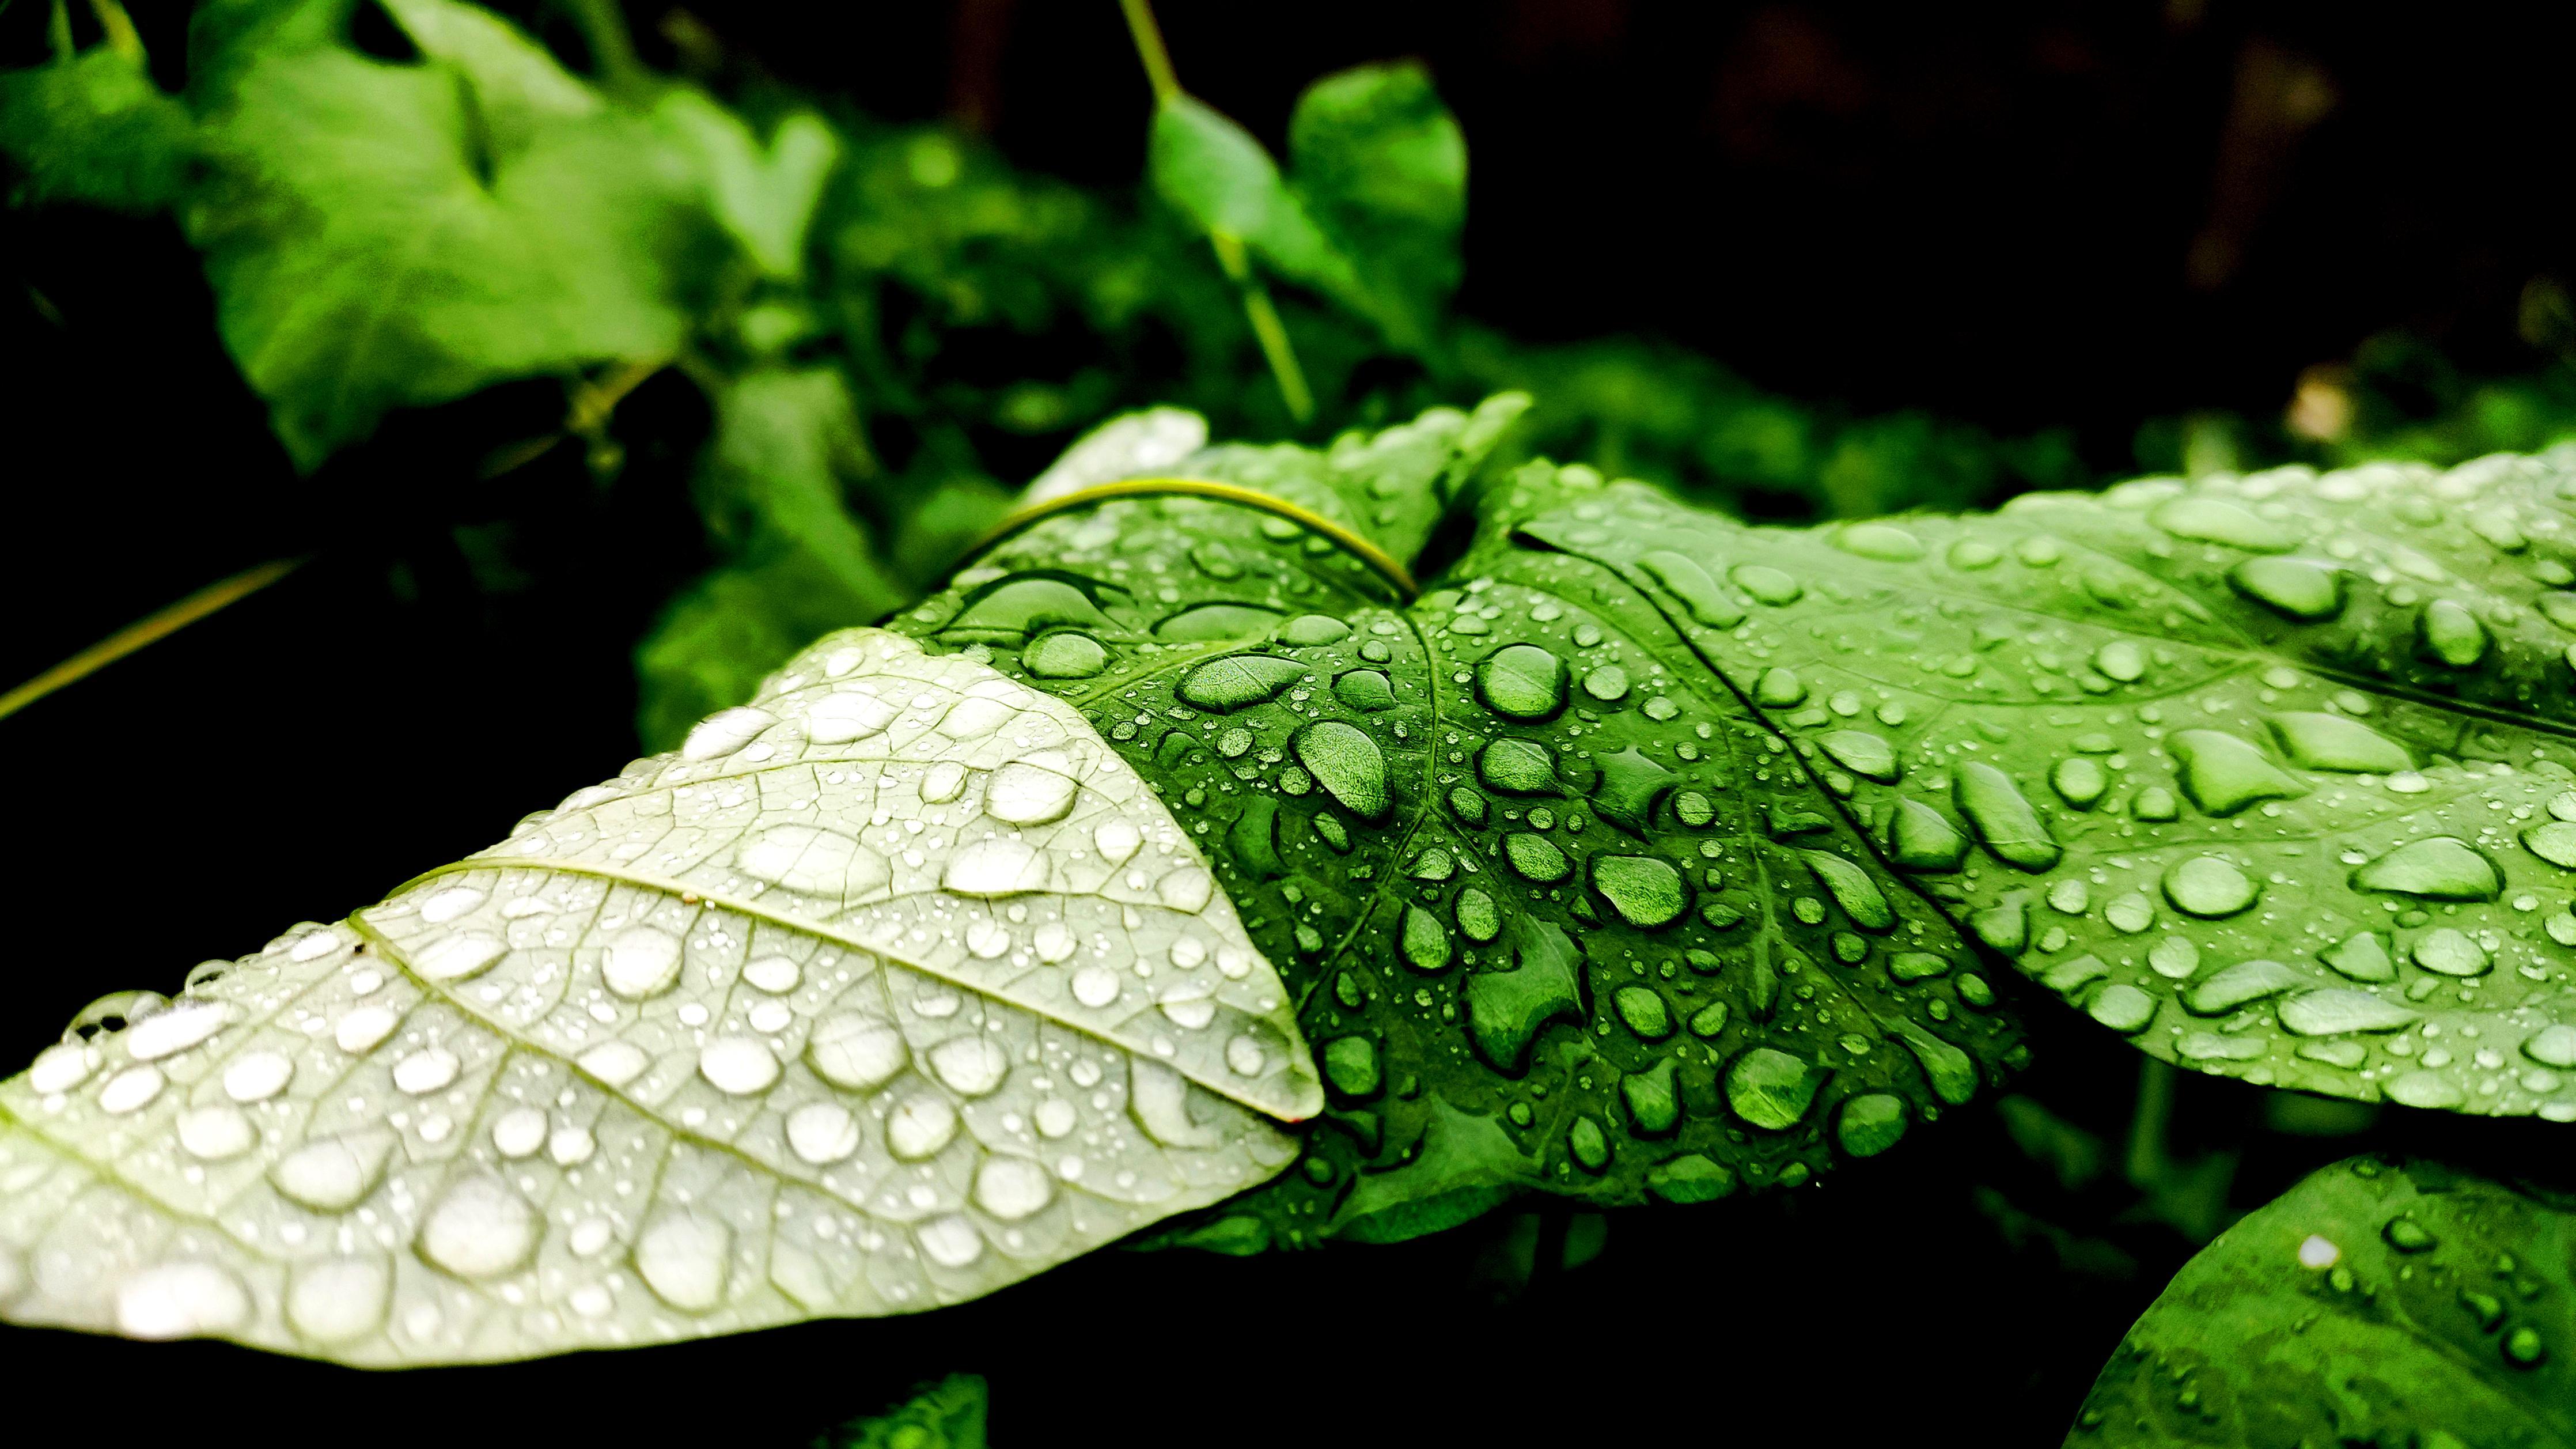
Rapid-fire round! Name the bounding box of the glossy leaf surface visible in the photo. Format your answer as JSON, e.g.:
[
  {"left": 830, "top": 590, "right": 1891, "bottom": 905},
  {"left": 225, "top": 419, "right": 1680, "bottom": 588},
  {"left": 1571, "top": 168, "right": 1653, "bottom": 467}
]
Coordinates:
[
  {"left": 2071, "top": 1157, "right": 2571, "bottom": 1446},
  {"left": 0, "top": 635, "right": 1309, "bottom": 1361}
]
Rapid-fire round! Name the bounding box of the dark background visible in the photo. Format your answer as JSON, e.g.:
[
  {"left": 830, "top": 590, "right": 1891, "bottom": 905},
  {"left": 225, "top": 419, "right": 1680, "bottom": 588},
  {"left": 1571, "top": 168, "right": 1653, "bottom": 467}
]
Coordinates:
[{"left": 5, "top": 2, "right": 2573, "bottom": 1442}]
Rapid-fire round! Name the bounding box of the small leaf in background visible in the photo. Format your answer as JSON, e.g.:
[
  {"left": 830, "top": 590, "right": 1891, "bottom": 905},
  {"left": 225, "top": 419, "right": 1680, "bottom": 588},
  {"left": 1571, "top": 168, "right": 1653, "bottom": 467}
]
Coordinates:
[
  {"left": 1147, "top": 93, "right": 1353, "bottom": 303},
  {"left": 815, "top": 1374, "right": 988, "bottom": 1449},
  {"left": 180, "top": 0, "right": 719, "bottom": 468},
  {"left": 0, "top": 632, "right": 1312, "bottom": 1361},
  {"left": 1528, "top": 453, "right": 2576, "bottom": 1121},
  {"left": 2071, "top": 1157, "right": 2571, "bottom": 1445},
  {"left": 0, "top": 47, "right": 192, "bottom": 212},
  {"left": 638, "top": 367, "right": 908, "bottom": 751},
  {"left": 1286, "top": 62, "right": 1465, "bottom": 352},
  {"left": 656, "top": 92, "right": 840, "bottom": 281}
]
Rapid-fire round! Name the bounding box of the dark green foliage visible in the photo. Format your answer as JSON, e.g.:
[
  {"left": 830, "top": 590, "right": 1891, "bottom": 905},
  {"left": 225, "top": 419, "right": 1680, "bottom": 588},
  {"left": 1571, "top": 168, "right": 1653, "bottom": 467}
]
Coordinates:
[
  {"left": 813, "top": 1375, "right": 988, "bottom": 1449},
  {"left": 2072, "top": 1159, "right": 2572, "bottom": 1446}
]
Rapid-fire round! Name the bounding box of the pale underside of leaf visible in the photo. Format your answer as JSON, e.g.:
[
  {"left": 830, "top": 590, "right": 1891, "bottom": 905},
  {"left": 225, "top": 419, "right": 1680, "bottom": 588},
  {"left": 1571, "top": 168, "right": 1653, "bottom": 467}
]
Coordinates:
[
  {"left": 1520, "top": 450, "right": 2576, "bottom": 1119},
  {"left": 2071, "top": 1157, "right": 2573, "bottom": 1446},
  {"left": 0, "top": 632, "right": 1307, "bottom": 1363}
]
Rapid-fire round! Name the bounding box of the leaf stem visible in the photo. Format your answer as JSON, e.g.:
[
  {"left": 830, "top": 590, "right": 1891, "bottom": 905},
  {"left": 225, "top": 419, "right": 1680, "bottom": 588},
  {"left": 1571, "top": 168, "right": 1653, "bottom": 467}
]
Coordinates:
[
  {"left": 0, "top": 557, "right": 305, "bottom": 724},
  {"left": 1114, "top": 0, "right": 1314, "bottom": 423},
  {"left": 2124, "top": 1057, "right": 2176, "bottom": 1188},
  {"left": 1116, "top": 0, "right": 1181, "bottom": 104},
  {"left": 559, "top": 0, "right": 648, "bottom": 100},
  {"left": 47, "top": 0, "right": 73, "bottom": 62},
  {"left": 84, "top": 0, "right": 142, "bottom": 63},
  {"left": 1211, "top": 233, "right": 1314, "bottom": 423}
]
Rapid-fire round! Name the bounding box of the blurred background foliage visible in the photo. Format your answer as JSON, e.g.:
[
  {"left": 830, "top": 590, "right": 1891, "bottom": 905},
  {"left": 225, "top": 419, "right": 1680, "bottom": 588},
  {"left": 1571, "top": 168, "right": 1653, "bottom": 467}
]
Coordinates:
[{"left": 7, "top": 3, "right": 2576, "bottom": 1439}]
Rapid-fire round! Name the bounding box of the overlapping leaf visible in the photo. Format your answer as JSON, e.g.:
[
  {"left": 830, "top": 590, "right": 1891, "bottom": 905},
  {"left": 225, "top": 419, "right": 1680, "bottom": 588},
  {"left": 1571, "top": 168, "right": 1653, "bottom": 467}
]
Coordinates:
[
  {"left": 889, "top": 397, "right": 2024, "bottom": 1246},
  {"left": 0, "top": 634, "right": 1310, "bottom": 1361},
  {"left": 2071, "top": 1157, "right": 2571, "bottom": 1446},
  {"left": 1525, "top": 452, "right": 2576, "bottom": 1118}
]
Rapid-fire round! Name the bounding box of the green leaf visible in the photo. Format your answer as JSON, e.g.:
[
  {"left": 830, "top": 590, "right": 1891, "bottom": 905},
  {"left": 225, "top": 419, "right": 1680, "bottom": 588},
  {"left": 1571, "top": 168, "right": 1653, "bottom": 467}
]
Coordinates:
[
  {"left": 1147, "top": 94, "right": 1356, "bottom": 309},
  {"left": 0, "top": 48, "right": 194, "bottom": 212},
  {"left": 182, "top": 0, "right": 717, "bottom": 468},
  {"left": 815, "top": 1374, "right": 989, "bottom": 1449},
  {"left": 655, "top": 90, "right": 840, "bottom": 281},
  {"left": 1286, "top": 62, "right": 1465, "bottom": 351},
  {"left": 2070, "top": 1157, "right": 2572, "bottom": 1445},
  {"left": 1522, "top": 458, "right": 2576, "bottom": 1120},
  {"left": 638, "top": 368, "right": 910, "bottom": 751},
  {"left": 0, "top": 633, "right": 1313, "bottom": 1360},
  {"left": 889, "top": 394, "right": 2024, "bottom": 1242}
]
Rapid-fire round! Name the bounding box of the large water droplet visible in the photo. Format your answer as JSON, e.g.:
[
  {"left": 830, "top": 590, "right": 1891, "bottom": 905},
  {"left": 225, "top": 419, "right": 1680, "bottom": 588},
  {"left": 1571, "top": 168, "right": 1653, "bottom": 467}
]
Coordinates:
[
  {"left": 1953, "top": 763, "right": 2060, "bottom": 871},
  {"left": 1887, "top": 799, "right": 1968, "bottom": 871},
  {"left": 2319, "top": 932, "right": 2395, "bottom": 982},
  {"left": 2163, "top": 856, "right": 2258, "bottom": 917},
  {"left": 1612, "top": 986, "right": 1673, "bottom": 1040},
  {"left": 1335, "top": 670, "right": 1397, "bottom": 712},
  {"left": 1730, "top": 564, "right": 1802, "bottom": 606},
  {"left": 698, "top": 1036, "right": 781, "bottom": 1095},
  {"left": 1725, "top": 1048, "right": 1825, "bottom": 1130},
  {"left": 2151, "top": 497, "right": 2301, "bottom": 552},
  {"left": 115, "top": 1262, "right": 251, "bottom": 1340},
  {"left": 1591, "top": 854, "right": 1685, "bottom": 925},
  {"left": 887, "top": 1094, "right": 962, "bottom": 1159},
  {"left": 2051, "top": 757, "right": 2107, "bottom": 809},
  {"left": 974, "top": 1156, "right": 1057, "bottom": 1221},
  {"left": 2418, "top": 599, "right": 2488, "bottom": 667},
  {"left": 943, "top": 837, "right": 1051, "bottom": 896},
  {"left": 418, "top": 1174, "right": 536, "bottom": 1278},
  {"left": 273, "top": 1133, "right": 393, "bottom": 1212},
  {"left": 635, "top": 1212, "right": 732, "bottom": 1312},
  {"left": 1021, "top": 631, "right": 1108, "bottom": 679},
  {"left": 2267, "top": 713, "right": 2411, "bottom": 773},
  {"left": 1399, "top": 905, "right": 1453, "bottom": 972},
  {"left": 1293, "top": 720, "right": 1391, "bottom": 820},
  {"left": 2352, "top": 837, "right": 2501, "bottom": 900},
  {"left": 2229, "top": 557, "right": 2343, "bottom": 619},
  {"left": 1176, "top": 654, "right": 1306, "bottom": 712},
  {"left": 1505, "top": 832, "right": 1572, "bottom": 883},
  {"left": 2168, "top": 730, "right": 2305, "bottom": 815},
  {"left": 1476, "top": 644, "right": 1569, "bottom": 721},
  {"left": 286, "top": 1257, "right": 388, "bottom": 1344},
  {"left": 1837, "top": 1094, "right": 1907, "bottom": 1156},
  {"left": 738, "top": 827, "right": 891, "bottom": 900},
  {"left": 2277, "top": 989, "right": 2419, "bottom": 1035},
  {"left": 1454, "top": 887, "right": 1502, "bottom": 943},
  {"left": 2183, "top": 958, "right": 2305, "bottom": 1013},
  {"left": 2520, "top": 1024, "right": 2576, "bottom": 1068},
  {"left": 1638, "top": 552, "right": 1746, "bottom": 628},
  {"left": 1817, "top": 730, "right": 1897, "bottom": 782},
  {"left": 2087, "top": 984, "right": 2158, "bottom": 1033},
  {"left": 1158, "top": 603, "right": 1281, "bottom": 641},
  {"left": 2410, "top": 927, "right": 2490, "bottom": 978},
  {"left": 1478, "top": 738, "right": 1563, "bottom": 796},
  {"left": 2523, "top": 822, "right": 2576, "bottom": 869},
  {"left": 1801, "top": 851, "right": 1893, "bottom": 931},
  {"left": 806, "top": 1012, "right": 908, "bottom": 1090},
  {"left": 1835, "top": 524, "right": 1924, "bottom": 561}
]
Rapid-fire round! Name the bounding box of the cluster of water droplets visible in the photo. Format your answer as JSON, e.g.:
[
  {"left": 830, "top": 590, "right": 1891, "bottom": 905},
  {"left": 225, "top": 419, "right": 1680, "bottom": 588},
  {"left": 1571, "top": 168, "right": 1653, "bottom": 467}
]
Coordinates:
[
  {"left": 0, "top": 631, "right": 1305, "bottom": 1359},
  {"left": 1531, "top": 445, "right": 2576, "bottom": 1120}
]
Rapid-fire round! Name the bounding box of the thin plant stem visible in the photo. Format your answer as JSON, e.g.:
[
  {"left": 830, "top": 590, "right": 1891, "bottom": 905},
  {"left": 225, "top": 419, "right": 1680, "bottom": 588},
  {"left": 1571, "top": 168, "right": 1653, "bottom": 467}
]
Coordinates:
[
  {"left": 2126, "top": 1057, "right": 2177, "bottom": 1188},
  {"left": 0, "top": 558, "right": 305, "bottom": 724},
  {"left": 84, "top": 0, "right": 141, "bottom": 62},
  {"left": 560, "top": 0, "right": 647, "bottom": 99},
  {"left": 48, "top": 0, "right": 73, "bottom": 62},
  {"left": 1115, "top": 0, "right": 1314, "bottom": 423},
  {"left": 1211, "top": 233, "right": 1314, "bottom": 422},
  {"left": 1116, "top": 0, "right": 1180, "bottom": 103}
]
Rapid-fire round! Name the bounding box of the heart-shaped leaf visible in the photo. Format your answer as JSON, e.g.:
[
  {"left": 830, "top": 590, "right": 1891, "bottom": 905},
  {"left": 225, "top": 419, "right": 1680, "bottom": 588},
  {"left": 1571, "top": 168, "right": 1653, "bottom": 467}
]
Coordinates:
[
  {"left": 0, "top": 634, "right": 1309, "bottom": 1361},
  {"left": 890, "top": 396, "right": 2025, "bottom": 1246},
  {"left": 2071, "top": 1157, "right": 2572, "bottom": 1445},
  {"left": 1525, "top": 460, "right": 2576, "bottom": 1120}
]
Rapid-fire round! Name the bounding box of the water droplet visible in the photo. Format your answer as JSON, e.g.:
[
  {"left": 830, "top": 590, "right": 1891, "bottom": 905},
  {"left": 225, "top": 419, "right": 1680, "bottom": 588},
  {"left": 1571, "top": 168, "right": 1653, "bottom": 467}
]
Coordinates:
[
  {"left": 1613, "top": 985, "right": 1673, "bottom": 1041},
  {"left": 2319, "top": 932, "right": 2395, "bottom": 982},
  {"left": 273, "top": 1132, "right": 393, "bottom": 1212},
  {"left": 2163, "top": 856, "right": 2259, "bottom": 917},
  {"left": 2259, "top": 712, "right": 2411, "bottom": 774},
  {"left": 1454, "top": 887, "right": 1502, "bottom": 944},
  {"left": 1281, "top": 614, "right": 1350, "bottom": 646},
  {"left": 115, "top": 1262, "right": 250, "bottom": 1340},
  {"left": 393, "top": 1047, "right": 460, "bottom": 1096},
  {"left": 1177, "top": 654, "right": 1306, "bottom": 712},
  {"left": 1021, "top": 631, "right": 1108, "bottom": 679},
  {"left": 2169, "top": 730, "right": 2305, "bottom": 815},
  {"left": 973, "top": 1156, "right": 1056, "bottom": 1221},
  {"left": 419, "top": 1174, "right": 535, "bottom": 1278},
  {"left": 1801, "top": 851, "right": 1894, "bottom": 930},
  {"left": 887, "top": 1094, "right": 962, "bottom": 1159},
  {"left": 2521, "top": 1024, "right": 2576, "bottom": 1068},
  {"left": 176, "top": 1104, "right": 255, "bottom": 1160},
  {"left": 1479, "top": 738, "right": 1562, "bottom": 796},
  {"left": 1292, "top": 720, "right": 1391, "bottom": 820},
  {"left": 1953, "top": 763, "right": 2060, "bottom": 871},
  {"left": 600, "top": 926, "right": 685, "bottom": 1000},
  {"left": 1334, "top": 669, "right": 1396, "bottom": 712},
  {"left": 2353, "top": 837, "right": 2501, "bottom": 900},
  {"left": 1835, "top": 523, "right": 1924, "bottom": 561},
  {"left": 635, "top": 1212, "right": 732, "bottom": 1312},
  {"left": 1476, "top": 644, "right": 1569, "bottom": 721},
  {"left": 2524, "top": 822, "right": 2576, "bottom": 869},
  {"left": 1622, "top": 1060, "right": 1679, "bottom": 1133},
  {"left": 2502, "top": 1326, "right": 2548, "bottom": 1368},
  {"left": 698, "top": 1036, "right": 782, "bottom": 1095},
  {"left": 1159, "top": 603, "right": 1283, "bottom": 641},
  {"left": 2131, "top": 785, "right": 2180, "bottom": 821},
  {"left": 785, "top": 1102, "right": 860, "bottom": 1164},
  {"left": 1887, "top": 799, "right": 1968, "bottom": 871},
  {"left": 1505, "top": 833, "right": 1573, "bottom": 883},
  {"left": 1817, "top": 730, "right": 1897, "bottom": 782},
  {"left": 122, "top": 1001, "right": 229, "bottom": 1062},
  {"left": 1399, "top": 906, "right": 1453, "bottom": 971},
  {"left": 943, "top": 837, "right": 1050, "bottom": 896},
  {"left": 2093, "top": 640, "right": 2146, "bottom": 682},
  {"left": 2151, "top": 497, "right": 2301, "bottom": 552},
  {"left": 99, "top": 1065, "right": 164, "bottom": 1114},
  {"left": 2410, "top": 927, "right": 2490, "bottom": 977},
  {"left": 2088, "top": 983, "right": 2158, "bottom": 1032},
  {"left": 1731, "top": 564, "right": 1802, "bottom": 606},
  {"left": 681, "top": 707, "right": 775, "bottom": 762},
  {"left": 286, "top": 1257, "right": 388, "bottom": 1344},
  {"left": 2229, "top": 557, "right": 2344, "bottom": 619},
  {"left": 2384, "top": 1070, "right": 2466, "bottom": 1110},
  {"left": 1567, "top": 1117, "right": 1613, "bottom": 1171},
  {"left": 1638, "top": 551, "right": 1746, "bottom": 627},
  {"left": 2051, "top": 757, "right": 2108, "bottom": 809},
  {"left": 1725, "top": 1048, "right": 1825, "bottom": 1130},
  {"left": 806, "top": 1012, "right": 908, "bottom": 1090},
  {"left": 2419, "top": 599, "right": 2488, "bottom": 667},
  {"left": 1322, "top": 1037, "right": 1380, "bottom": 1097},
  {"left": 1582, "top": 665, "right": 1631, "bottom": 702},
  {"left": 1755, "top": 668, "right": 1806, "bottom": 706},
  {"left": 1592, "top": 854, "right": 1687, "bottom": 925},
  {"left": 2278, "top": 989, "right": 2420, "bottom": 1035},
  {"left": 332, "top": 1005, "right": 399, "bottom": 1055},
  {"left": 985, "top": 759, "right": 1079, "bottom": 825}
]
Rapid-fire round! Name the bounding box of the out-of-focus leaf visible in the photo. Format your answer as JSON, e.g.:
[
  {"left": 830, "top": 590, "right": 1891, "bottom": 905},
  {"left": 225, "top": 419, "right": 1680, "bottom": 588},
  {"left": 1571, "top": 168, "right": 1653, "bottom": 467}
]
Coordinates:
[
  {"left": 1147, "top": 93, "right": 1353, "bottom": 300},
  {"left": 0, "top": 631, "right": 1313, "bottom": 1361},
  {"left": 638, "top": 368, "right": 907, "bottom": 750},
  {"left": 656, "top": 92, "right": 840, "bottom": 280},
  {"left": 183, "top": 0, "right": 718, "bottom": 468},
  {"left": 2070, "top": 1157, "right": 2572, "bottom": 1446},
  {"left": 0, "top": 48, "right": 194, "bottom": 212},
  {"left": 1286, "top": 62, "right": 1465, "bottom": 351},
  {"left": 815, "top": 1374, "right": 989, "bottom": 1449}
]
